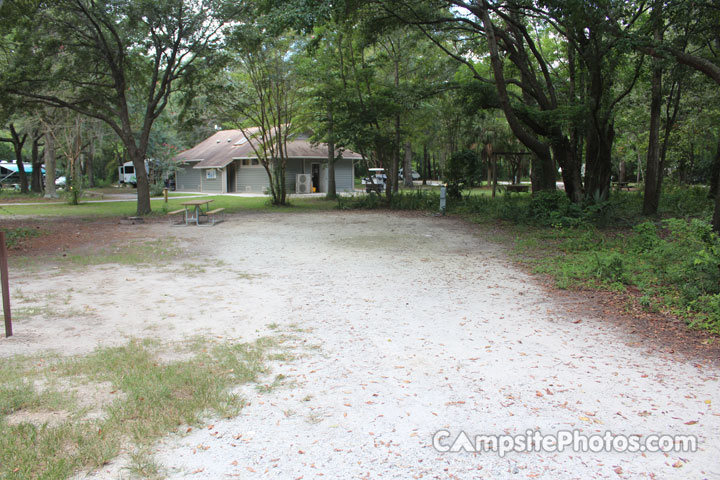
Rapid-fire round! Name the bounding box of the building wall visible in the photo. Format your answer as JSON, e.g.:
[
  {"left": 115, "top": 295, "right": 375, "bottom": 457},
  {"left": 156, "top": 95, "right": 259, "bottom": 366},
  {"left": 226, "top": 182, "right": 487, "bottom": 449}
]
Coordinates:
[
  {"left": 176, "top": 164, "right": 201, "bottom": 192},
  {"left": 236, "top": 165, "right": 269, "bottom": 193},
  {"left": 286, "top": 159, "right": 304, "bottom": 193},
  {"left": 334, "top": 158, "right": 354, "bottom": 192},
  {"left": 177, "top": 157, "right": 356, "bottom": 194},
  {"left": 201, "top": 169, "right": 223, "bottom": 193}
]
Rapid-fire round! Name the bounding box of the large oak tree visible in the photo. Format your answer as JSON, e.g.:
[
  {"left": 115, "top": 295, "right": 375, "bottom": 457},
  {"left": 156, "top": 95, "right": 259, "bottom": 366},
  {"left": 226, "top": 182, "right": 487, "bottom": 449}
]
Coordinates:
[{"left": 0, "top": 0, "right": 226, "bottom": 214}]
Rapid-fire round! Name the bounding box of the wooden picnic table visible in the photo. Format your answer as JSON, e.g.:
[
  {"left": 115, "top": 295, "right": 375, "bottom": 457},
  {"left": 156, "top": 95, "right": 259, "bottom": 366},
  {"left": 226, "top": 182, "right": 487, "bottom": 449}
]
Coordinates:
[
  {"left": 180, "top": 199, "right": 214, "bottom": 226},
  {"left": 612, "top": 181, "right": 632, "bottom": 191}
]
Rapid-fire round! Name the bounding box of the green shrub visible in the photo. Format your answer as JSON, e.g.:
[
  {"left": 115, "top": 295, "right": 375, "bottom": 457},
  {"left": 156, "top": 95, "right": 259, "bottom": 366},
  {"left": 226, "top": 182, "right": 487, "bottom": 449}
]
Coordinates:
[
  {"left": 338, "top": 190, "right": 440, "bottom": 211},
  {"left": 445, "top": 150, "right": 481, "bottom": 199},
  {"left": 630, "top": 221, "right": 661, "bottom": 253},
  {"left": 593, "top": 251, "right": 626, "bottom": 284},
  {"left": 688, "top": 294, "right": 720, "bottom": 334},
  {"left": 1, "top": 227, "right": 41, "bottom": 249},
  {"left": 389, "top": 189, "right": 439, "bottom": 210},
  {"left": 149, "top": 183, "right": 166, "bottom": 197},
  {"left": 63, "top": 185, "right": 83, "bottom": 205},
  {"left": 337, "top": 193, "right": 383, "bottom": 210}
]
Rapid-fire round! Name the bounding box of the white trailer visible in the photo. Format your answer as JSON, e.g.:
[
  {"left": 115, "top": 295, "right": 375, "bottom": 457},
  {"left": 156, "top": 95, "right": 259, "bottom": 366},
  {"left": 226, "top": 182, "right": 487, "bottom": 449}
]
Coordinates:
[{"left": 118, "top": 160, "right": 150, "bottom": 186}]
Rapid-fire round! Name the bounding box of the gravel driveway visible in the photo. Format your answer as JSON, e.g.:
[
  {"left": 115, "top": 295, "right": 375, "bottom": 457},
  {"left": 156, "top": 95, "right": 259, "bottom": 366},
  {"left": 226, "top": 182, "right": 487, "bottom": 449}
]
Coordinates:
[
  {"left": 151, "top": 212, "right": 719, "bottom": 479},
  {"left": 6, "top": 211, "right": 719, "bottom": 479}
]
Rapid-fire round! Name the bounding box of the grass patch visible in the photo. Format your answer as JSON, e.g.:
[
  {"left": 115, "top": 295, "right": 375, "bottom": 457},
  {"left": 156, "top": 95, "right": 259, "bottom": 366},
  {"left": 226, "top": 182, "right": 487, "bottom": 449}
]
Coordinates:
[
  {"left": 0, "top": 336, "right": 280, "bottom": 479},
  {"left": 63, "top": 239, "right": 182, "bottom": 267},
  {"left": 0, "top": 195, "right": 339, "bottom": 218}
]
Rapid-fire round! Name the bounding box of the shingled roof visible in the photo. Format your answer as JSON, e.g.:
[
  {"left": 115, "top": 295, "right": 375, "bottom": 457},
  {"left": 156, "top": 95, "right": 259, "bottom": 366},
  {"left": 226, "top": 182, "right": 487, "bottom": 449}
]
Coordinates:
[{"left": 173, "top": 129, "right": 362, "bottom": 169}]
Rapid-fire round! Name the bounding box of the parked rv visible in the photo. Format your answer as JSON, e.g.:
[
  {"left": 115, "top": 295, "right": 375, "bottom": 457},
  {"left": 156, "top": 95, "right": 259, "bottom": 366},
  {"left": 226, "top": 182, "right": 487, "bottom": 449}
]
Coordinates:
[{"left": 119, "top": 161, "right": 142, "bottom": 186}]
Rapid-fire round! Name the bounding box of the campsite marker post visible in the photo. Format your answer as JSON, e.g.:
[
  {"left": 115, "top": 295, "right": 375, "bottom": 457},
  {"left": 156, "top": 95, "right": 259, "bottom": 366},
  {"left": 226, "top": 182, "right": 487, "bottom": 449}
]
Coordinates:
[
  {"left": 440, "top": 184, "right": 447, "bottom": 216},
  {"left": 0, "top": 231, "right": 11, "bottom": 337}
]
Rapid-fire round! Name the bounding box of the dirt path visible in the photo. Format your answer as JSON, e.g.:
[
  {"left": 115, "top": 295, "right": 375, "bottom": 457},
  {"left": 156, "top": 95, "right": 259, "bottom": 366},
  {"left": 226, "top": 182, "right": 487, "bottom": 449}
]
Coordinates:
[{"left": 3, "top": 212, "right": 719, "bottom": 479}]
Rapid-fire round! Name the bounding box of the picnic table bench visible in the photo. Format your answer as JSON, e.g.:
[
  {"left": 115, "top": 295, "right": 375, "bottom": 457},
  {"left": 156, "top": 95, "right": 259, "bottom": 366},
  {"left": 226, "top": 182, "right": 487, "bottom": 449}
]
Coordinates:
[
  {"left": 168, "top": 201, "right": 225, "bottom": 226},
  {"left": 168, "top": 208, "right": 186, "bottom": 225},
  {"left": 612, "top": 181, "right": 632, "bottom": 191},
  {"left": 201, "top": 208, "right": 225, "bottom": 226}
]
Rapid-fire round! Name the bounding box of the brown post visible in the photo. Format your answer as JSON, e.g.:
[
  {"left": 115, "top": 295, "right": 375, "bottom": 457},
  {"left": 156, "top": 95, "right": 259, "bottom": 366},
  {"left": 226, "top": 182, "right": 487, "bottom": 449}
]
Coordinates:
[
  {"left": 163, "top": 188, "right": 168, "bottom": 203},
  {"left": 492, "top": 154, "right": 498, "bottom": 198},
  {"left": 0, "top": 231, "right": 12, "bottom": 337}
]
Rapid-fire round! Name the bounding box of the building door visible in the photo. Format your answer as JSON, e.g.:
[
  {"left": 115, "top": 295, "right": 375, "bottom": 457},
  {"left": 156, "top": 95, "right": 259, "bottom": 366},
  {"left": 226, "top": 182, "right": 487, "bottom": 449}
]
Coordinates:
[
  {"left": 311, "top": 163, "right": 320, "bottom": 192},
  {"left": 227, "top": 162, "right": 236, "bottom": 192}
]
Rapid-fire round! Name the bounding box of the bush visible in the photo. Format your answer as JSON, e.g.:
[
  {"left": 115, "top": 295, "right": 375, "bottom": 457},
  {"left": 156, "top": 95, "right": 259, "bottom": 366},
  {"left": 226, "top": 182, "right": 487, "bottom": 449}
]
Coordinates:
[
  {"left": 149, "top": 183, "right": 166, "bottom": 197},
  {"left": 63, "top": 185, "right": 82, "bottom": 205},
  {"left": 337, "top": 193, "right": 384, "bottom": 210},
  {"left": 1, "top": 227, "right": 40, "bottom": 249},
  {"left": 630, "top": 221, "right": 661, "bottom": 253},
  {"left": 337, "top": 190, "right": 440, "bottom": 212},
  {"left": 445, "top": 150, "right": 481, "bottom": 199}
]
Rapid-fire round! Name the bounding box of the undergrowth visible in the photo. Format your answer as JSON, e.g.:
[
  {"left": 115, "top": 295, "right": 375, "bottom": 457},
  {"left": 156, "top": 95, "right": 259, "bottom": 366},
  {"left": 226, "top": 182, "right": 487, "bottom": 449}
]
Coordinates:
[{"left": 1, "top": 227, "right": 41, "bottom": 249}]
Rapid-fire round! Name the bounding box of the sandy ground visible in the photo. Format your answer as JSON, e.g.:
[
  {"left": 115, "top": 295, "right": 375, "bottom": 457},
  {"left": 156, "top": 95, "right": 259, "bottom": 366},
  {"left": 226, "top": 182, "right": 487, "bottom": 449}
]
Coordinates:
[{"left": 2, "top": 211, "right": 719, "bottom": 479}]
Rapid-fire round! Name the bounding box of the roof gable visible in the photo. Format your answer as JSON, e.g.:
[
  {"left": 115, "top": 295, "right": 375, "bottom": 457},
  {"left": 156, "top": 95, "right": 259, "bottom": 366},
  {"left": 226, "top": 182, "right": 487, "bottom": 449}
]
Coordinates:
[{"left": 174, "top": 129, "right": 362, "bottom": 169}]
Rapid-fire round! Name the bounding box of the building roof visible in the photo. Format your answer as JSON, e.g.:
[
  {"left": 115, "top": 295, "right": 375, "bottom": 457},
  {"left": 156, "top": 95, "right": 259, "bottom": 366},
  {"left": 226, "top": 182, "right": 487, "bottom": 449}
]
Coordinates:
[{"left": 173, "top": 129, "right": 363, "bottom": 169}]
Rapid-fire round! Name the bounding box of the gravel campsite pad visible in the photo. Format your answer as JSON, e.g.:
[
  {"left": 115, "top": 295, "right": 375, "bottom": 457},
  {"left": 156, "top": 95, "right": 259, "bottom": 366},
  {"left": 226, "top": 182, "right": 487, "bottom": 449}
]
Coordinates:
[{"left": 3, "top": 211, "right": 719, "bottom": 479}]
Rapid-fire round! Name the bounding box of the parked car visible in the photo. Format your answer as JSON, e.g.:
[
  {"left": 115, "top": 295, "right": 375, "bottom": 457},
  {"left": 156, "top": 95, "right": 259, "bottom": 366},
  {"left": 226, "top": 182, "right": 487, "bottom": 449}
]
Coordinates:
[
  {"left": 55, "top": 176, "right": 66, "bottom": 188},
  {"left": 398, "top": 168, "right": 420, "bottom": 181}
]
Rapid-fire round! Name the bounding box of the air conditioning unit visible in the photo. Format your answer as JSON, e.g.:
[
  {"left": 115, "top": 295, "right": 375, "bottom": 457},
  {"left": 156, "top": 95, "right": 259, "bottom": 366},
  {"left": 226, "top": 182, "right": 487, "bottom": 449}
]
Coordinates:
[{"left": 296, "top": 174, "right": 312, "bottom": 194}]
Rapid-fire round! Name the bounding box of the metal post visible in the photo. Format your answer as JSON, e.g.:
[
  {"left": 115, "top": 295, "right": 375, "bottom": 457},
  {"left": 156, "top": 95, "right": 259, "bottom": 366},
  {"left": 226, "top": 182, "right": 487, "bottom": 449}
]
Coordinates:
[
  {"left": 440, "top": 184, "right": 446, "bottom": 215},
  {"left": 0, "top": 231, "right": 12, "bottom": 337}
]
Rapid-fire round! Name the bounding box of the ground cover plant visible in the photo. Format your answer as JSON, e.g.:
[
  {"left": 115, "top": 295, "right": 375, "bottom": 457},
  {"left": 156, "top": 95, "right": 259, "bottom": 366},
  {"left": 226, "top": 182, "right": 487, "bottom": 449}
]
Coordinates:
[{"left": 0, "top": 337, "right": 280, "bottom": 479}]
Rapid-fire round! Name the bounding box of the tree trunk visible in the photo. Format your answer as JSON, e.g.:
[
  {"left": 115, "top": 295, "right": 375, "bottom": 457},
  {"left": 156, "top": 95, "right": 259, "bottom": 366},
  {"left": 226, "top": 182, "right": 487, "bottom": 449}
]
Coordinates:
[
  {"left": 87, "top": 134, "right": 95, "bottom": 188},
  {"left": 31, "top": 130, "right": 43, "bottom": 193},
  {"left": 713, "top": 164, "right": 720, "bottom": 233},
  {"left": 7, "top": 125, "right": 29, "bottom": 194},
  {"left": 480, "top": 7, "right": 555, "bottom": 192},
  {"left": 129, "top": 148, "right": 151, "bottom": 215},
  {"left": 710, "top": 136, "right": 720, "bottom": 199},
  {"left": 584, "top": 122, "right": 614, "bottom": 201},
  {"left": 618, "top": 160, "right": 626, "bottom": 184},
  {"left": 403, "top": 141, "right": 413, "bottom": 188},
  {"left": 326, "top": 104, "right": 337, "bottom": 200},
  {"left": 422, "top": 144, "right": 428, "bottom": 186},
  {"left": 643, "top": 4, "right": 663, "bottom": 215},
  {"left": 43, "top": 129, "right": 57, "bottom": 198},
  {"left": 391, "top": 116, "right": 400, "bottom": 194},
  {"left": 552, "top": 140, "right": 583, "bottom": 202}
]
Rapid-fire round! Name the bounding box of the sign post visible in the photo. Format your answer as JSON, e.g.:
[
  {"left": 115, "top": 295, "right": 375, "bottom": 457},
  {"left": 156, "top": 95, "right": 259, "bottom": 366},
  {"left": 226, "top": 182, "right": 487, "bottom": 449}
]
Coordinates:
[
  {"left": 0, "top": 231, "right": 12, "bottom": 337},
  {"left": 440, "top": 185, "right": 447, "bottom": 216}
]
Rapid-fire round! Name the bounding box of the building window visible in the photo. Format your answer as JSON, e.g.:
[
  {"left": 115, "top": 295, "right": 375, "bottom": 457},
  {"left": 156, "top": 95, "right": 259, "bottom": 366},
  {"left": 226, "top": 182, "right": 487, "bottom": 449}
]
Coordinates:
[
  {"left": 206, "top": 169, "right": 217, "bottom": 179},
  {"left": 240, "top": 158, "right": 261, "bottom": 167}
]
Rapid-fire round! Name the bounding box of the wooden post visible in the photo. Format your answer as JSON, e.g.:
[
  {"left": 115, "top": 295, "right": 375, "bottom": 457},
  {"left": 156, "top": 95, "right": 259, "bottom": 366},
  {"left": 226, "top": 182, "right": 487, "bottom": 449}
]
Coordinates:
[
  {"left": 163, "top": 187, "right": 168, "bottom": 203},
  {"left": 492, "top": 153, "right": 498, "bottom": 198},
  {"left": 0, "top": 231, "right": 12, "bottom": 337}
]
